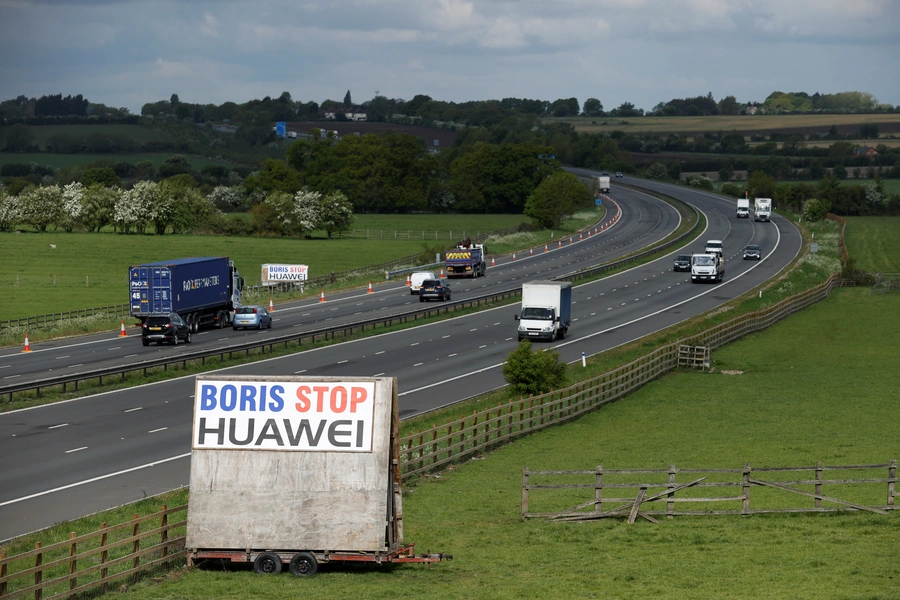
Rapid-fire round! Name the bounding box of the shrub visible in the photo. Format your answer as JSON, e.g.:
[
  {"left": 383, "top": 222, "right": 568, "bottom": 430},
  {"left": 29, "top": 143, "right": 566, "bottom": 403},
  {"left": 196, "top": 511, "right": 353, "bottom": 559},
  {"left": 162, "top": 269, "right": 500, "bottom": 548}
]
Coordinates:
[{"left": 503, "top": 340, "right": 566, "bottom": 396}]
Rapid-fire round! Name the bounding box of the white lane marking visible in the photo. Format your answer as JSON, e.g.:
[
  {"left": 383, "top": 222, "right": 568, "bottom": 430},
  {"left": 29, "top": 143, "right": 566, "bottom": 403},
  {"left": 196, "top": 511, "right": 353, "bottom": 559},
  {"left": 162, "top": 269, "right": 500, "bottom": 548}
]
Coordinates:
[
  {"left": 48, "top": 423, "right": 68, "bottom": 429},
  {"left": 448, "top": 353, "right": 457, "bottom": 357},
  {"left": 55, "top": 355, "right": 70, "bottom": 360},
  {"left": 66, "top": 447, "right": 88, "bottom": 454},
  {"left": 108, "top": 347, "right": 121, "bottom": 351},
  {"left": 294, "top": 369, "right": 307, "bottom": 374},
  {"left": 3, "top": 375, "right": 21, "bottom": 379},
  {"left": 375, "top": 351, "right": 385, "bottom": 355},
  {"left": 337, "top": 360, "right": 348, "bottom": 364},
  {"left": 67, "top": 364, "right": 84, "bottom": 368},
  {"left": 124, "top": 407, "right": 143, "bottom": 413},
  {"left": 0, "top": 453, "right": 191, "bottom": 508},
  {"left": 373, "top": 372, "right": 385, "bottom": 377},
  {"left": 413, "top": 362, "right": 424, "bottom": 367},
  {"left": 148, "top": 427, "right": 167, "bottom": 433}
]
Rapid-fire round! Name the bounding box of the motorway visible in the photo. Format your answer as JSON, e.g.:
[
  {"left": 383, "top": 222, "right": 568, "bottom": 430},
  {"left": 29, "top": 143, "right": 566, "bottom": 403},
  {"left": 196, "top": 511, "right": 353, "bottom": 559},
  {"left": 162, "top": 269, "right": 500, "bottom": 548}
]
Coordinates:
[{"left": 0, "top": 177, "right": 802, "bottom": 541}]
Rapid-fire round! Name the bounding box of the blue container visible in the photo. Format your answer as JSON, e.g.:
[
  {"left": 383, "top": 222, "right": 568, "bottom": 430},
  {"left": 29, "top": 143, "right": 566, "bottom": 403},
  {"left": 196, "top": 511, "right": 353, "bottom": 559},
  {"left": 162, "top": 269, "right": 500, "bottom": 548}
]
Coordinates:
[{"left": 130, "top": 257, "right": 232, "bottom": 317}]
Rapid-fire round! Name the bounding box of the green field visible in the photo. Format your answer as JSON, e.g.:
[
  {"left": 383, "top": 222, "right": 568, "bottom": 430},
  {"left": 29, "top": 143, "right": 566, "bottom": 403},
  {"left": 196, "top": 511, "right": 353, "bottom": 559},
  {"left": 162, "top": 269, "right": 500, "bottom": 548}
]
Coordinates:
[
  {"left": 0, "top": 214, "right": 532, "bottom": 321},
  {"left": 844, "top": 216, "right": 900, "bottom": 273},
  {"left": 7, "top": 124, "right": 174, "bottom": 149},
  {"left": 0, "top": 152, "right": 233, "bottom": 171},
  {"left": 50, "top": 287, "right": 897, "bottom": 600},
  {"left": 545, "top": 113, "right": 900, "bottom": 136}
]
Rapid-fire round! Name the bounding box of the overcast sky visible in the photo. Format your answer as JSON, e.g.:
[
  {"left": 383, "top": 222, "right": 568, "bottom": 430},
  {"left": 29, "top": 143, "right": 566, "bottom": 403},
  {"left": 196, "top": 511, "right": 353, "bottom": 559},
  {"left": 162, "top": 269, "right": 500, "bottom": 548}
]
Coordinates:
[{"left": 1, "top": 0, "right": 898, "bottom": 115}]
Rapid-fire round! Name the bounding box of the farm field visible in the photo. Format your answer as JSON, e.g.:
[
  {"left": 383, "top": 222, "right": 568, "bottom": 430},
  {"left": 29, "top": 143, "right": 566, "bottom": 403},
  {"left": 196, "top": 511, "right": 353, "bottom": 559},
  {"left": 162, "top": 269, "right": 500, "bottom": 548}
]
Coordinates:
[
  {"left": 69, "top": 286, "right": 900, "bottom": 600},
  {"left": 4, "top": 124, "right": 174, "bottom": 149},
  {"left": 0, "top": 152, "right": 233, "bottom": 171},
  {"left": 546, "top": 113, "right": 900, "bottom": 137},
  {"left": 844, "top": 216, "right": 900, "bottom": 273}
]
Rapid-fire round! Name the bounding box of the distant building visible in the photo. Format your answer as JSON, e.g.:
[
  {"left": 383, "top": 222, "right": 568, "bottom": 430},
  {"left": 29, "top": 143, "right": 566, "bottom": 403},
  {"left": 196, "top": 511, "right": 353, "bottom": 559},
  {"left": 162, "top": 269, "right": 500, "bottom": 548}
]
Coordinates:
[{"left": 853, "top": 146, "right": 878, "bottom": 158}]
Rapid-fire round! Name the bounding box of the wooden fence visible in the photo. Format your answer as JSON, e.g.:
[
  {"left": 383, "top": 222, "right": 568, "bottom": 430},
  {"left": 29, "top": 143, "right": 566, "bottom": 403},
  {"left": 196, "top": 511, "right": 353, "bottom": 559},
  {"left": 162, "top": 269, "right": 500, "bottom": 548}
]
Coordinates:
[
  {"left": 0, "top": 505, "right": 187, "bottom": 599},
  {"left": 521, "top": 461, "right": 897, "bottom": 521}
]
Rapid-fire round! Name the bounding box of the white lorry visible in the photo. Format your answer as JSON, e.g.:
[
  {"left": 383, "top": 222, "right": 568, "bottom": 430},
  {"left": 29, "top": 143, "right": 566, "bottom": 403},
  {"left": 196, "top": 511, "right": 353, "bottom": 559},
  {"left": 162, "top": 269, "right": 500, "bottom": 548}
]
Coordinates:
[
  {"left": 186, "top": 375, "right": 449, "bottom": 576},
  {"left": 597, "top": 176, "right": 611, "bottom": 193},
  {"left": 754, "top": 198, "right": 772, "bottom": 222},
  {"left": 736, "top": 198, "right": 750, "bottom": 218},
  {"left": 691, "top": 253, "right": 725, "bottom": 283},
  {"left": 516, "top": 281, "right": 572, "bottom": 342}
]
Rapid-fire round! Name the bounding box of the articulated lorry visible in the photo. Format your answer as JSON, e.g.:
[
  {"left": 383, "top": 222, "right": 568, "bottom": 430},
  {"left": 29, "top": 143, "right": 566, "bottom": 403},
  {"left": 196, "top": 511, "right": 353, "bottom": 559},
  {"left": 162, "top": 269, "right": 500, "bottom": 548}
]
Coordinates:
[
  {"left": 445, "top": 241, "right": 487, "bottom": 278},
  {"left": 754, "top": 198, "right": 772, "bottom": 222},
  {"left": 736, "top": 198, "right": 750, "bottom": 218},
  {"left": 597, "top": 176, "right": 611, "bottom": 193},
  {"left": 515, "top": 280, "right": 572, "bottom": 342},
  {"left": 186, "top": 375, "right": 449, "bottom": 576},
  {"left": 129, "top": 256, "right": 244, "bottom": 332}
]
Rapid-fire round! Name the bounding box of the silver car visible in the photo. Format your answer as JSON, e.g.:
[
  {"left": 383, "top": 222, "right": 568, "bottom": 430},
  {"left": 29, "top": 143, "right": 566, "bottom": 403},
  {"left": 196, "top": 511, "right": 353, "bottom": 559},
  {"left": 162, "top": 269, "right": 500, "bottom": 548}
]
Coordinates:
[{"left": 232, "top": 306, "right": 272, "bottom": 330}]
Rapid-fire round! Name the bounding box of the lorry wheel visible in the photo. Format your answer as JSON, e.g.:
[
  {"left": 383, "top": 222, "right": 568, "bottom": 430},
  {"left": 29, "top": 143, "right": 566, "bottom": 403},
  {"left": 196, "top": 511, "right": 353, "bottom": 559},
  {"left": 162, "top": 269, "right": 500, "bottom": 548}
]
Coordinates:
[
  {"left": 289, "top": 552, "right": 318, "bottom": 577},
  {"left": 557, "top": 328, "right": 565, "bottom": 340},
  {"left": 253, "top": 552, "right": 283, "bottom": 575},
  {"left": 215, "top": 311, "right": 225, "bottom": 328},
  {"left": 192, "top": 315, "right": 200, "bottom": 333}
]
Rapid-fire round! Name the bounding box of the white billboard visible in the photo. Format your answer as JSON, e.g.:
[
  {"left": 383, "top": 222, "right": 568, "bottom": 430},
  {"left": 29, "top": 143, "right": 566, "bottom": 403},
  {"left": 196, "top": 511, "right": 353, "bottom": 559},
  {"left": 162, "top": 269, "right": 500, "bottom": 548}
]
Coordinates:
[
  {"left": 261, "top": 263, "right": 308, "bottom": 283},
  {"left": 193, "top": 379, "right": 376, "bottom": 452}
]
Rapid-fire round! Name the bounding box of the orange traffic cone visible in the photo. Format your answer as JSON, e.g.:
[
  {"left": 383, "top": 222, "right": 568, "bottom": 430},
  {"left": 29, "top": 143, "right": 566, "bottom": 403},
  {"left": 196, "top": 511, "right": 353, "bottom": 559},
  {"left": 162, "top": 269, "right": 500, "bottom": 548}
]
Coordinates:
[
  {"left": 440, "top": 269, "right": 445, "bottom": 279},
  {"left": 570, "top": 237, "right": 573, "bottom": 243},
  {"left": 558, "top": 240, "right": 562, "bottom": 248},
  {"left": 544, "top": 244, "right": 549, "bottom": 252},
  {"left": 491, "top": 256, "right": 495, "bottom": 266},
  {"left": 406, "top": 273, "right": 411, "bottom": 286},
  {"left": 269, "top": 297, "right": 275, "bottom": 312},
  {"left": 23, "top": 334, "right": 32, "bottom": 353},
  {"left": 319, "top": 289, "right": 326, "bottom": 302},
  {"left": 119, "top": 319, "right": 127, "bottom": 337},
  {"left": 579, "top": 233, "right": 583, "bottom": 240},
  {"left": 529, "top": 248, "right": 533, "bottom": 256},
  {"left": 512, "top": 252, "right": 516, "bottom": 261},
  {"left": 367, "top": 281, "right": 373, "bottom": 293}
]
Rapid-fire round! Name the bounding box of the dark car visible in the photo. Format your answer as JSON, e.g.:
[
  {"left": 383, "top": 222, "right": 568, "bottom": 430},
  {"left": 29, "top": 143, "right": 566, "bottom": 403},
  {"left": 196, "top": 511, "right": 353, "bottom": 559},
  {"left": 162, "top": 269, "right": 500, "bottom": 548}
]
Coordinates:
[
  {"left": 743, "top": 244, "right": 761, "bottom": 260},
  {"left": 419, "top": 279, "right": 451, "bottom": 301},
  {"left": 673, "top": 254, "right": 692, "bottom": 272},
  {"left": 232, "top": 305, "right": 272, "bottom": 330},
  {"left": 601, "top": 170, "right": 610, "bottom": 176},
  {"left": 141, "top": 312, "right": 191, "bottom": 346},
  {"left": 615, "top": 171, "right": 623, "bottom": 178}
]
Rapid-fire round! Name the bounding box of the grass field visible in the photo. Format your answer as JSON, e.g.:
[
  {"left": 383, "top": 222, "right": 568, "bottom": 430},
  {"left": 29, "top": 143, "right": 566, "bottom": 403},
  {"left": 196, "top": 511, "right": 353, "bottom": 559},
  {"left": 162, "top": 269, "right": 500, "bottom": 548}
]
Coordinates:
[
  {"left": 844, "top": 216, "right": 900, "bottom": 273},
  {"left": 10, "top": 124, "right": 174, "bottom": 149},
  {"left": 19, "top": 286, "right": 895, "bottom": 600},
  {"left": 0, "top": 152, "right": 233, "bottom": 171},
  {"left": 544, "top": 114, "right": 900, "bottom": 137}
]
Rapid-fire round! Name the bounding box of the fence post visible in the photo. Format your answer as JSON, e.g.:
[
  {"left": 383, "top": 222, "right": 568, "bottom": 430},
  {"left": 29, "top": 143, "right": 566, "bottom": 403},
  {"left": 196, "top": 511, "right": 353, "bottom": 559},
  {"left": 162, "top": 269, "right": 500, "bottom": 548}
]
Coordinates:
[
  {"left": 815, "top": 461, "right": 823, "bottom": 509},
  {"left": 0, "top": 547, "right": 6, "bottom": 596},
  {"left": 34, "top": 541, "right": 43, "bottom": 600},
  {"left": 68, "top": 532, "right": 77, "bottom": 599},
  {"left": 667, "top": 464, "right": 677, "bottom": 518},
  {"left": 742, "top": 463, "right": 751, "bottom": 514},
  {"left": 522, "top": 467, "right": 529, "bottom": 517},
  {"left": 595, "top": 465, "right": 604, "bottom": 514},
  {"left": 161, "top": 505, "right": 169, "bottom": 569},
  {"left": 431, "top": 426, "right": 438, "bottom": 467},
  {"left": 888, "top": 459, "right": 896, "bottom": 508},
  {"left": 100, "top": 523, "right": 108, "bottom": 594},
  {"left": 131, "top": 513, "right": 140, "bottom": 583}
]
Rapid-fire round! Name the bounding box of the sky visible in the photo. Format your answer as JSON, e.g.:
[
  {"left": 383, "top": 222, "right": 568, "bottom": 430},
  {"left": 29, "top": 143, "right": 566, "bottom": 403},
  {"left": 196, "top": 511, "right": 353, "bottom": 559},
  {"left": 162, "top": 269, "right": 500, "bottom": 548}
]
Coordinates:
[{"left": 1, "top": 0, "right": 898, "bottom": 115}]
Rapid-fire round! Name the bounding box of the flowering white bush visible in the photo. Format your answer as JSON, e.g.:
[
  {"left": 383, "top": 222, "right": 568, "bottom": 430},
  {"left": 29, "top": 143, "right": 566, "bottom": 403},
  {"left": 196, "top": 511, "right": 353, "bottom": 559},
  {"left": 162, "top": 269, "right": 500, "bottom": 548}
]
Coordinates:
[
  {"left": 0, "top": 188, "right": 21, "bottom": 232},
  {"left": 293, "top": 189, "right": 322, "bottom": 235},
  {"left": 207, "top": 185, "right": 243, "bottom": 209},
  {"left": 60, "top": 182, "right": 85, "bottom": 232},
  {"left": 19, "top": 184, "right": 63, "bottom": 231},
  {"left": 317, "top": 190, "right": 353, "bottom": 238},
  {"left": 115, "top": 180, "right": 158, "bottom": 233}
]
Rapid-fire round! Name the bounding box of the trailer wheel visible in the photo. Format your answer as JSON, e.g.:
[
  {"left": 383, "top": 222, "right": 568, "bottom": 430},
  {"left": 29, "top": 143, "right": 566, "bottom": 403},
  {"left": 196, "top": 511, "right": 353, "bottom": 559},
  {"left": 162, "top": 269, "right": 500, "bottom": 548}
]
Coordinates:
[
  {"left": 289, "top": 552, "right": 317, "bottom": 577},
  {"left": 253, "top": 552, "right": 282, "bottom": 575}
]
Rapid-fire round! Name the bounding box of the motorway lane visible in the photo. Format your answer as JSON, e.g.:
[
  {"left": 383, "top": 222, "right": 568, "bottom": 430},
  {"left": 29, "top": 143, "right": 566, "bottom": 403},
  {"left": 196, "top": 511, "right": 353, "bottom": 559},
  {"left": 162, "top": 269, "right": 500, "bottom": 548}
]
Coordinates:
[
  {"left": 0, "top": 182, "right": 800, "bottom": 541},
  {"left": 0, "top": 189, "right": 675, "bottom": 386}
]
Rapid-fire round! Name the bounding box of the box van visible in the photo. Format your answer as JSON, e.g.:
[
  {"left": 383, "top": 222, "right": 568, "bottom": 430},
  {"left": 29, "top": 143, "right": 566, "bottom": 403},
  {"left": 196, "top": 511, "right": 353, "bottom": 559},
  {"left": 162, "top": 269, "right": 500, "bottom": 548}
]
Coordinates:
[
  {"left": 409, "top": 271, "right": 437, "bottom": 294},
  {"left": 705, "top": 240, "right": 724, "bottom": 256}
]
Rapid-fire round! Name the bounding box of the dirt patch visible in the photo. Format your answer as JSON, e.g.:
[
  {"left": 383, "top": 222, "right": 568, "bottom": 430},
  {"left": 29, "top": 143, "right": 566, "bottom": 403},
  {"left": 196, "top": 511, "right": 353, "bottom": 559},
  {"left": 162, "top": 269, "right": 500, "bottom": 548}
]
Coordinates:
[{"left": 719, "top": 370, "right": 744, "bottom": 375}]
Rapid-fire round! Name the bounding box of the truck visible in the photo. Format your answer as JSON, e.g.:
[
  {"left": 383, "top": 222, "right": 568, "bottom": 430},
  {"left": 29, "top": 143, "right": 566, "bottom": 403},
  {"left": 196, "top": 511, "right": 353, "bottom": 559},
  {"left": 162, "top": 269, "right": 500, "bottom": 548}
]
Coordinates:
[
  {"left": 515, "top": 280, "right": 572, "bottom": 342},
  {"left": 754, "top": 198, "right": 772, "bottom": 222},
  {"left": 736, "top": 198, "right": 750, "bottom": 218},
  {"left": 129, "top": 256, "right": 244, "bottom": 332},
  {"left": 691, "top": 253, "right": 725, "bottom": 283},
  {"left": 598, "top": 176, "right": 611, "bottom": 193},
  {"left": 445, "top": 241, "right": 486, "bottom": 278},
  {"left": 185, "top": 375, "right": 450, "bottom": 576}
]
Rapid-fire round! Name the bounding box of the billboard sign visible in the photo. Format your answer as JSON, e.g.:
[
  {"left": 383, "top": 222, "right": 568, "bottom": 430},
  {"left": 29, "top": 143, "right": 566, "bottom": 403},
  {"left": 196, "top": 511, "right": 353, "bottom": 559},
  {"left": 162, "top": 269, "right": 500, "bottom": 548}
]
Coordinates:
[{"left": 261, "top": 263, "right": 308, "bottom": 283}]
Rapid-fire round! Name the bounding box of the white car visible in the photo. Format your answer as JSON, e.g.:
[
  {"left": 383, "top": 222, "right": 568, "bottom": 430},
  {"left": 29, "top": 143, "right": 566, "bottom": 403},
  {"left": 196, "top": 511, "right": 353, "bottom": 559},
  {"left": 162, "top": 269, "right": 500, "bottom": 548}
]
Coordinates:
[{"left": 409, "top": 271, "right": 437, "bottom": 294}]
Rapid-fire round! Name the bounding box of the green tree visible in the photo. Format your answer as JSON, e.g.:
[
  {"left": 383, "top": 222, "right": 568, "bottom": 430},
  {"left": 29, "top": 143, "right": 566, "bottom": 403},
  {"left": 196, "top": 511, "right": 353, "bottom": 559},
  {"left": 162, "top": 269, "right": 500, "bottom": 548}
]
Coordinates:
[
  {"left": 746, "top": 170, "right": 776, "bottom": 199},
  {"left": 80, "top": 184, "right": 119, "bottom": 232},
  {"left": 80, "top": 167, "right": 120, "bottom": 188},
  {"left": 832, "top": 164, "right": 848, "bottom": 180},
  {"left": 343, "top": 90, "right": 352, "bottom": 106},
  {"left": 2, "top": 124, "right": 35, "bottom": 152},
  {"left": 524, "top": 171, "right": 588, "bottom": 229},
  {"left": 582, "top": 98, "right": 604, "bottom": 117},
  {"left": 245, "top": 159, "right": 302, "bottom": 195},
  {"left": 318, "top": 191, "right": 353, "bottom": 238},
  {"left": 502, "top": 340, "right": 567, "bottom": 396},
  {"left": 646, "top": 162, "right": 667, "bottom": 179}
]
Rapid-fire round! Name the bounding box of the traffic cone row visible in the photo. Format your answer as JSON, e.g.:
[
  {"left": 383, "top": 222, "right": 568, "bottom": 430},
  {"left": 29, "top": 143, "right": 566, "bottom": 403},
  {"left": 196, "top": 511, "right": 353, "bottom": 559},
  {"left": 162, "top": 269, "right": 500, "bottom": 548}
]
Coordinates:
[
  {"left": 367, "top": 281, "right": 373, "bottom": 293},
  {"left": 119, "top": 319, "right": 127, "bottom": 337},
  {"left": 23, "top": 334, "right": 31, "bottom": 353},
  {"left": 319, "top": 289, "right": 326, "bottom": 302}
]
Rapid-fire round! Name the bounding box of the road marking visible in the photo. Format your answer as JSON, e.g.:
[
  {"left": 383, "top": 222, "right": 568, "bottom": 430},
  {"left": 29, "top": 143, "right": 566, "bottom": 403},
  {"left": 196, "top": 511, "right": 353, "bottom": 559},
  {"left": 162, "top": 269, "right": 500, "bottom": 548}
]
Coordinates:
[
  {"left": 68, "top": 364, "right": 83, "bottom": 368},
  {"left": 375, "top": 351, "right": 385, "bottom": 355},
  {"left": 48, "top": 423, "right": 68, "bottom": 429},
  {"left": 3, "top": 375, "right": 21, "bottom": 379},
  {"left": 124, "top": 407, "right": 143, "bottom": 413},
  {"left": 410, "top": 342, "right": 419, "bottom": 346},
  {"left": 66, "top": 447, "right": 88, "bottom": 454},
  {"left": 294, "top": 369, "right": 307, "bottom": 374},
  {"left": 337, "top": 359, "right": 348, "bottom": 364},
  {"left": 373, "top": 372, "right": 385, "bottom": 377},
  {"left": 148, "top": 427, "right": 167, "bottom": 434},
  {"left": 108, "top": 347, "right": 121, "bottom": 351},
  {"left": 448, "top": 353, "right": 457, "bottom": 357},
  {"left": 413, "top": 362, "right": 424, "bottom": 367},
  {"left": 56, "top": 355, "right": 70, "bottom": 360}
]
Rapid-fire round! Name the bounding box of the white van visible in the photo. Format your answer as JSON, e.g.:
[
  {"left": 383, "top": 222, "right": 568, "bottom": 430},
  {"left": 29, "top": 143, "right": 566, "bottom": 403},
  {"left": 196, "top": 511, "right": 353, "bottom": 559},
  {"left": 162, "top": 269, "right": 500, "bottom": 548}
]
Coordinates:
[
  {"left": 409, "top": 271, "right": 437, "bottom": 294},
  {"left": 705, "top": 240, "right": 724, "bottom": 256}
]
